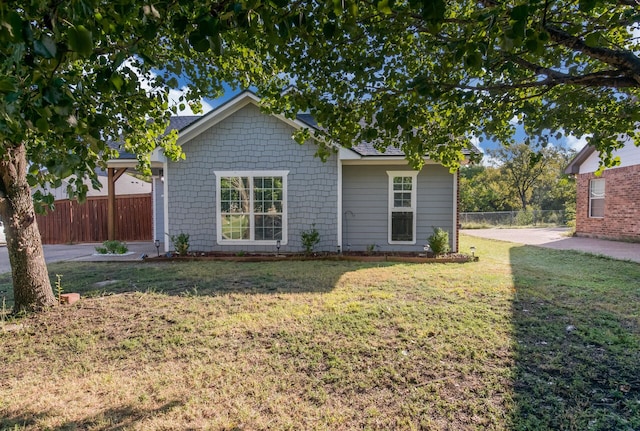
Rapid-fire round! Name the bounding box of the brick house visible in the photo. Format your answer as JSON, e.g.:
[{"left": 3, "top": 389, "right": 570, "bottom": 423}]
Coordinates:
[
  {"left": 565, "top": 141, "right": 640, "bottom": 241},
  {"left": 109, "top": 90, "right": 478, "bottom": 253}
]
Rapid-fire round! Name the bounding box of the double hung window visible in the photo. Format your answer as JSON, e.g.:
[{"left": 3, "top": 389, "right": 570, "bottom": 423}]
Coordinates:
[
  {"left": 387, "top": 171, "right": 418, "bottom": 244},
  {"left": 589, "top": 178, "right": 605, "bottom": 218},
  {"left": 216, "top": 171, "right": 288, "bottom": 244}
]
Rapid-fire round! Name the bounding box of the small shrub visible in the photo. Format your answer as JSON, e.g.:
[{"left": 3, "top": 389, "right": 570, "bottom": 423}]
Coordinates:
[
  {"left": 365, "top": 244, "right": 379, "bottom": 255},
  {"left": 95, "top": 240, "right": 128, "bottom": 255},
  {"left": 564, "top": 204, "right": 576, "bottom": 227},
  {"left": 427, "top": 228, "right": 450, "bottom": 256},
  {"left": 301, "top": 224, "right": 320, "bottom": 254},
  {"left": 515, "top": 209, "right": 534, "bottom": 226},
  {"left": 170, "top": 233, "right": 190, "bottom": 255}
]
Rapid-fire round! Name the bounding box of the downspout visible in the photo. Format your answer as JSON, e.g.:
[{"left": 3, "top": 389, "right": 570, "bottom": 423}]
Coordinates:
[
  {"left": 453, "top": 170, "right": 458, "bottom": 253},
  {"left": 337, "top": 156, "right": 343, "bottom": 250},
  {"left": 163, "top": 162, "right": 169, "bottom": 253},
  {"left": 152, "top": 176, "right": 157, "bottom": 242}
]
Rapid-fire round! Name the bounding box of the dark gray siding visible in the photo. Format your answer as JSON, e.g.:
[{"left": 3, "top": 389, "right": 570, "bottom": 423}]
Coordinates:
[
  {"left": 167, "top": 104, "right": 338, "bottom": 252},
  {"left": 342, "top": 164, "right": 455, "bottom": 253}
]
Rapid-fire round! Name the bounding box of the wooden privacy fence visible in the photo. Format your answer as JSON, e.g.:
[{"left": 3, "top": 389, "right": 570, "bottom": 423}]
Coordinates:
[{"left": 37, "top": 194, "right": 152, "bottom": 244}]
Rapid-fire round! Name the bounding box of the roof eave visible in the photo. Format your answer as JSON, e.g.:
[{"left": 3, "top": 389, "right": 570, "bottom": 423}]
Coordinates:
[{"left": 564, "top": 144, "right": 596, "bottom": 174}]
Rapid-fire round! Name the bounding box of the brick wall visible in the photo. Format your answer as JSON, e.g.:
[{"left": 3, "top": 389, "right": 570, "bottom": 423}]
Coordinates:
[{"left": 575, "top": 164, "right": 640, "bottom": 241}]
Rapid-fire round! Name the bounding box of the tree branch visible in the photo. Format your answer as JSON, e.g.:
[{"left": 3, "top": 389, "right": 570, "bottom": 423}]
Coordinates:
[{"left": 544, "top": 25, "right": 640, "bottom": 84}]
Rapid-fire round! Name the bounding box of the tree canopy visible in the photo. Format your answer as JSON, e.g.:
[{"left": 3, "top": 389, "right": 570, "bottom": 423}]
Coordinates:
[{"left": 271, "top": 0, "right": 640, "bottom": 169}]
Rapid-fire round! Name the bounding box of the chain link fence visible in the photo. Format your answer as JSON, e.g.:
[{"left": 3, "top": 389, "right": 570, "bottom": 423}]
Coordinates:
[{"left": 460, "top": 210, "right": 568, "bottom": 227}]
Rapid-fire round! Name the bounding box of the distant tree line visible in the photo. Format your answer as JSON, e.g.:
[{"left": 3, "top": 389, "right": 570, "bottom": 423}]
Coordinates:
[{"left": 460, "top": 144, "right": 576, "bottom": 215}]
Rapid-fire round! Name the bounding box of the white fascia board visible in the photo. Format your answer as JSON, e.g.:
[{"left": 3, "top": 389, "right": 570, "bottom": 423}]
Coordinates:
[
  {"left": 107, "top": 159, "right": 165, "bottom": 169},
  {"left": 106, "top": 159, "right": 139, "bottom": 168},
  {"left": 150, "top": 146, "right": 167, "bottom": 163}
]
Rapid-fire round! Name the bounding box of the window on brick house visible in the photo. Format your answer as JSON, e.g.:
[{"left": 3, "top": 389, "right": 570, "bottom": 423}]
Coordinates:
[
  {"left": 216, "top": 171, "right": 288, "bottom": 244},
  {"left": 589, "top": 178, "right": 605, "bottom": 218}
]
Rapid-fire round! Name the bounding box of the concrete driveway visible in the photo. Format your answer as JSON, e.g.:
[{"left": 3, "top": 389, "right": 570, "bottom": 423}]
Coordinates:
[
  {"left": 0, "top": 242, "right": 161, "bottom": 275},
  {"left": 462, "top": 227, "right": 640, "bottom": 263}
]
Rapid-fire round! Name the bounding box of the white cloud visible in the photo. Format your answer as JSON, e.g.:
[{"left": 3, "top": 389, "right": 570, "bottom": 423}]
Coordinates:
[
  {"left": 564, "top": 134, "right": 590, "bottom": 151},
  {"left": 470, "top": 137, "right": 502, "bottom": 166},
  {"left": 168, "top": 87, "right": 214, "bottom": 116}
]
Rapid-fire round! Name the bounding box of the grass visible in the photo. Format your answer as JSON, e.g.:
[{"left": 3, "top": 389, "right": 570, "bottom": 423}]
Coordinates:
[{"left": 0, "top": 235, "right": 639, "bottom": 430}]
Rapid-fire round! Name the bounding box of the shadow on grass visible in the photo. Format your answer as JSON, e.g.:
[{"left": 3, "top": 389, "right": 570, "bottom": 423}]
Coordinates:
[
  {"left": 509, "top": 244, "right": 640, "bottom": 430},
  {"left": 1, "top": 400, "right": 183, "bottom": 430},
  {"left": 0, "top": 259, "right": 400, "bottom": 310}
]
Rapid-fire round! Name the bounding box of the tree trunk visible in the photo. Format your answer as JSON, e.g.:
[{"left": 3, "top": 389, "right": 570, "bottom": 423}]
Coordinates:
[{"left": 0, "top": 144, "right": 55, "bottom": 312}]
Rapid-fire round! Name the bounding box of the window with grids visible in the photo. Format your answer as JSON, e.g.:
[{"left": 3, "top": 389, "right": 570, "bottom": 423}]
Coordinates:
[
  {"left": 388, "top": 172, "right": 418, "bottom": 243},
  {"left": 589, "top": 178, "right": 605, "bottom": 218},
  {"left": 217, "top": 172, "right": 287, "bottom": 243}
]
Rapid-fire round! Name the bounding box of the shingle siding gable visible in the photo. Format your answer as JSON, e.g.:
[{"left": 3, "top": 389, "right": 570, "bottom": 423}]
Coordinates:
[{"left": 167, "top": 103, "right": 338, "bottom": 252}]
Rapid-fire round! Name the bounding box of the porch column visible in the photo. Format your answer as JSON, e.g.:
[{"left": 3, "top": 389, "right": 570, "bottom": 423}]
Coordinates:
[{"left": 107, "top": 167, "right": 127, "bottom": 240}]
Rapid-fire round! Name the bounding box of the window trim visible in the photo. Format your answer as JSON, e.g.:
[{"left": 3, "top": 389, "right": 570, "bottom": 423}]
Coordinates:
[
  {"left": 215, "top": 170, "right": 289, "bottom": 245},
  {"left": 387, "top": 171, "right": 418, "bottom": 245},
  {"left": 588, "top": 178, "right": 605, "bottom": 219}
]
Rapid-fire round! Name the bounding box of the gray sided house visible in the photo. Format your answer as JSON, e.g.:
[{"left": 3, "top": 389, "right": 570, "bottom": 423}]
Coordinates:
[{"left": 145, "top": 91, "right": 467, "bottom": 254}]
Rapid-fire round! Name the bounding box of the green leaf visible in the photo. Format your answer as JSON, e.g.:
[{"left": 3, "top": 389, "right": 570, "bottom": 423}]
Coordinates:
[
  {"left": 110, "top": 74, "right": 124, "bottom": 91},
  {"left": 142, "top": 22, "right": 158, "bottom": 40},
  {"left": 172, "top": 15, "right": 189, "bottom": 33},
  {"left": 323, "top": 22, "right": 336, "bottom": 39},
  {"left": 584, "top": 32, "right": 602, "bottom": 48},
  {"left": 377, "top": 0, "right": 393, "bottom": 15},
  {"left": 525, "top": 37, "right": 541, "bottom": 53},
  {"left": 422, "top": 0, "right": 446, "bottom": 22},
  {"left": 579, "top": 0, "right": 597, "bottom": 12},
  {"left": 188, "top": 30, "right": 210, "bottom": 52},
  {"left": 465, "top": 52, "right": 482, "bottom": 69},
  {"left": 0, "top": 77, "right": 17, "bottom": 93},
  {"left": 34, "top": 35, "right": 57, "bottom": 58},
  {"left": 68, "top": 25, "right": 93, "bottom": 57},
  {"left": 348, "top": 2, "right": 358, "bottom": 17},
  {"left": 510, "top": 5, "right": 529, "bottom": 21},
  {"left": 199, "top": 17, "right": 219, "bottom": 37},
  {"left": 36, "top": 117, "right": 49, "bottom": 132}
]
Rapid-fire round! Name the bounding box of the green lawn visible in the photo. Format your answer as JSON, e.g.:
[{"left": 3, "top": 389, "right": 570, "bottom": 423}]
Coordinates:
[{"left": 0, "top": 235, "right": 638, "bottom": 430}]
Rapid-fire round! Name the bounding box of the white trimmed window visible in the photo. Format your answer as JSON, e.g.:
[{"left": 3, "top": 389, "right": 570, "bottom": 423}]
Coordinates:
[
  {"left": 216, "top": 171, "right": 288, "bottom": 244},
  {"left": 589, "top": 178, "right": 605, "bottom": 218},
  {"left": 387, "top": 171, "right": 418, "bottom": 244}
]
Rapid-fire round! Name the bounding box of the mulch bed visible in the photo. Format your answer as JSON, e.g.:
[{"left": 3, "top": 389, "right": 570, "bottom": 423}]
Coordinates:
[{"left": 147, "top": 251, "right": 478, "bottom": 264}]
